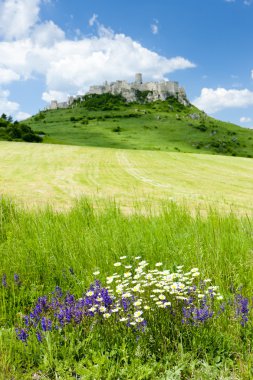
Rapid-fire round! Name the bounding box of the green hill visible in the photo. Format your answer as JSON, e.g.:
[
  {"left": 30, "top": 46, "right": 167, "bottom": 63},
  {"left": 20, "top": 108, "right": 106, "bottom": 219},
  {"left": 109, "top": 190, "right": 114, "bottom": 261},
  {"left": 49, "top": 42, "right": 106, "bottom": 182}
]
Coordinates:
[{"left": 25, "top": 94, "right": 253, "bottom": 157}]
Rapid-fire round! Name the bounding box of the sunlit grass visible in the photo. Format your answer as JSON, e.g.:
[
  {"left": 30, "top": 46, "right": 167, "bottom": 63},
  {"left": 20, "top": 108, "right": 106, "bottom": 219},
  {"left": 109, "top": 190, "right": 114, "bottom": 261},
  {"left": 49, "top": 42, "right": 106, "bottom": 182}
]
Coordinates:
[{"left": 0, "top": 141, "right": 252, "bottom": 214}]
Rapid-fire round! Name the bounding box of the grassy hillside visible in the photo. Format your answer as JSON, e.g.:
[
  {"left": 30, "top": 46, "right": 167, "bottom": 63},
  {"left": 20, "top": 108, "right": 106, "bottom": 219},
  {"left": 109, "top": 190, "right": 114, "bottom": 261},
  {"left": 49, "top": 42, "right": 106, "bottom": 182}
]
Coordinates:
[
  {"left": 26, "top": 94, "right": 253, "bottom": 157},
  {"left": 0, "top": 141, "right": 252, "bottom": 213}
]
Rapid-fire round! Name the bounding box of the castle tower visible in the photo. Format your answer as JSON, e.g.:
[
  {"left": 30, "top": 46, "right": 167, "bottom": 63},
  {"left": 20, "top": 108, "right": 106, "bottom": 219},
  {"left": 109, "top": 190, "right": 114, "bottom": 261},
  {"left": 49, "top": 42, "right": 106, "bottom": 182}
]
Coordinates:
[
  {"left": 135, "top": 73, "right": 143, "bottom": 85},
  {"left": 50, "top": 100, "right": 58, "bottom": 109}
]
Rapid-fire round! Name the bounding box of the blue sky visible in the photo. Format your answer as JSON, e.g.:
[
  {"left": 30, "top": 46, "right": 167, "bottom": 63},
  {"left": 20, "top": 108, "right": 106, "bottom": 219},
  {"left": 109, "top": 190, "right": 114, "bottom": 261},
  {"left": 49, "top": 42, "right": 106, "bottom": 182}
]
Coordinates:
[{"left": 0, "top": 0, "right": 253, "bottom": 128}]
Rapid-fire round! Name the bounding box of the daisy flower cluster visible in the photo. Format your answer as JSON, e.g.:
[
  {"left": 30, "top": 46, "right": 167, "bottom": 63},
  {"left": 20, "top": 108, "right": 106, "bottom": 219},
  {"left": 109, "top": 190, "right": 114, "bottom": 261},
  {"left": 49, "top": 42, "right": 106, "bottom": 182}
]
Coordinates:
[{"left": 104, "top": 256, "right": 224, "bottom": 327}]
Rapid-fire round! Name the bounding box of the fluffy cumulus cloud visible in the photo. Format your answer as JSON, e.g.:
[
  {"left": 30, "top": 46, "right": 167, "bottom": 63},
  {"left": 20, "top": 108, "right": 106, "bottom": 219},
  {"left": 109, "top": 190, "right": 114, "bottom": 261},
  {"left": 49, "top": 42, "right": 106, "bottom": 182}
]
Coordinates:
[
  {"left": 0, "top": 0, "right": 196, "bottom": 113},
  {"left": 0, "top": 89, "right": 19, "bottom": 115},
  {"left": 16, "top": 111, "right": 32, "bottom": 120},
  {"left": 240, "top": 116, "right": 251, "bottom": 122},
  {"left": 42, "top": 90, "right": 70, "bottom": 103},
  {"left": 31, "top": 21, "right": 65, "bottom": 47},
  {"left": 0, "top": 89, "right": 31, "bottom": 119},
  {"left": 0, "top": 67, "right": 20, "bottom": 84},
  {"left": 193, "top": 87, "right": 253, "bottom": 114},
  {"left": 1, "top": 31, "right": 195, "bottom": 98},
  {"left": 0, "top": 0, "right": 40, "bottom": 40}
]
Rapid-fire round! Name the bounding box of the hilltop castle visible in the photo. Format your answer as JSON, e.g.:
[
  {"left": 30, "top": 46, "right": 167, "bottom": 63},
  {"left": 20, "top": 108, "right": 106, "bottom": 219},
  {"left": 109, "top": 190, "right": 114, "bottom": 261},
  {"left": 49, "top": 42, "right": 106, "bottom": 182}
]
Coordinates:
[{"left": 48, "top": 73, "right": 189, "bottom": 110}]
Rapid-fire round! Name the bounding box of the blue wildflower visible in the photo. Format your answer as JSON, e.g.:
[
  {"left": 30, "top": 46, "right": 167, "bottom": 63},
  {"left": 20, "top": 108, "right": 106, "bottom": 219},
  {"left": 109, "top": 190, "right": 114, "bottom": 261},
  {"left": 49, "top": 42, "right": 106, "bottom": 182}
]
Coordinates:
[
  {"left": 16, "top": 328, "right": 29, "bottom": 342},
  {"left": 2, "top": 274, "right": 7, "bottom": 287}
]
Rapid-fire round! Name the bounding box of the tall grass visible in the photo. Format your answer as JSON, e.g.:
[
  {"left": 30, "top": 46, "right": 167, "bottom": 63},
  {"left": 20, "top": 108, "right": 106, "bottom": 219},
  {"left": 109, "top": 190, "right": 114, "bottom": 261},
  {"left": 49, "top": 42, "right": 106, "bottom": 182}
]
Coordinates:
[{"left": 0, "top": 197, "right": 252, "bottom": 379}]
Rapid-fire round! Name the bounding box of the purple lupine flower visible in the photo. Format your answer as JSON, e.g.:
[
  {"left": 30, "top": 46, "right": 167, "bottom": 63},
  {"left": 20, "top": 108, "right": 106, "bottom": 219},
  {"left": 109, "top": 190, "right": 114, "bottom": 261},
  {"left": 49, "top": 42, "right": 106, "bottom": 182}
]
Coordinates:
[
  {"left": 14, "top": 273, "right": 21, "bottom": 287},
  {"left": 193, "top": 305, "right": 214, "bottom": 324},
  {"left": 137, "top": 319, "right": 147, "bottom": 332},
  {"left": 73, "top": 308, "right": 83, "bottom": 324},
  {"left": 30, "top": 297, "right": 48, "bottom": 321},
  {"left": 235, "top": 294, "right": 249, "bottom": 327},
  {"left": 65, "top": 293, "right": 75, "bottom": 306},
  {"left": 36, "top": 331, "right": 43, "bottom": 342},
  {"left": 24, "top": 315, "right": 30, "bottom": 326},
  {"left": 182, "top": 306, "right": 192, "bottom": 324},
  {"left": 65, "top": 308, "right": 72, "bottom": 323},
  {"left": 16, "top": 328, "right": 29, "bottom": 342},
  {"left": 120, "top": 297, "right": 132, "bottom": 312},
  {"left": 56, "top": 308, "right": 65, "bottom": 326},
  {"left": 41, "top": 317, "right": 52, "bottom": 332},
  {"left": 53, "top": 286, "right": 63, "bottom": 298},
  {"left": 2, "top": 274, "right": 7, "bottom": 287},
  {"left": 101, "top": 288, "right": 113, "bottom": 307}
]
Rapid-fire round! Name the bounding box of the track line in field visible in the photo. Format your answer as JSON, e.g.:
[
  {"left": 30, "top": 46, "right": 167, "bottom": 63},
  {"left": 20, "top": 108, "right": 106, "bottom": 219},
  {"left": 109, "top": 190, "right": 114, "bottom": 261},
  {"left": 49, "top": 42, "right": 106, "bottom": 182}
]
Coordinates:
[{"left": 117, "top": 151, "right": 174, "bottom": 189}]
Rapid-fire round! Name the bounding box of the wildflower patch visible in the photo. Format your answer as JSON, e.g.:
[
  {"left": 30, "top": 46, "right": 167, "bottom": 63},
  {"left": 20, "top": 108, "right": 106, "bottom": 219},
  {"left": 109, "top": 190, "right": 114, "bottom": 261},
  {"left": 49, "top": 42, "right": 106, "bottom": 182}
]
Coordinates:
[{"left": 15, "top": 257, "right": 247, "bottom": 344}]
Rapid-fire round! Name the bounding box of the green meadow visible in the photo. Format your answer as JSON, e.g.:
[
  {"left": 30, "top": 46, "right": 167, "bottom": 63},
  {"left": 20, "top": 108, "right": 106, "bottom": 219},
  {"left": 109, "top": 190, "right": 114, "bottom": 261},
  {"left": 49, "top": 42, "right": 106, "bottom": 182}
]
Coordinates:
[
  {"left": 0, "top": 139, "right": 252, "bottom": 378},
  {"left": 0, "top": 199, "right": 253, "bottom": 379},
  {"left": 0, "top": 141, "right": 252, "bottom": 213},
  {"left": 0, "top": 95, "right": 253, "bottom": 379}
]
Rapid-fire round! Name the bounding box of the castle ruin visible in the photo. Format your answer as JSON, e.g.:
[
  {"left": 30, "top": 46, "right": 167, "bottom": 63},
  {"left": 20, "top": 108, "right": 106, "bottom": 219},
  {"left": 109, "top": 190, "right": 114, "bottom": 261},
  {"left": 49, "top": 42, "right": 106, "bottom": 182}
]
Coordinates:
[
  {"left": 87, "top": 73, "right": 188, "bottom": 105},
  {"left": 48, "top": 73, "right": 189, "bottom": 110}
]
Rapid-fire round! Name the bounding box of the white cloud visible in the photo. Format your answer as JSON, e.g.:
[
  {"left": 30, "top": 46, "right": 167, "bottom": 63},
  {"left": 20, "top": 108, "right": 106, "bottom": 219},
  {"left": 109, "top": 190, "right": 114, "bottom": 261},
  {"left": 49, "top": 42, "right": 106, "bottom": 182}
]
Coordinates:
[
  {"left": 0, "top": 0, "right": 40, "bottom": 40},
  {"left": 16, "top": 111, "right": 31, "bottom": 120},
  {"left": 31, "top": 21, "right": 65, "bottom": 46},
  {"left": 0, "top": 0, "right": 196, "bottom": 108},
  {"left": 0, "top": 89, "right": 19, "bottom": 115},
  {"left": 88, "top": 13, "right": 98, "bottom": 27},
  {"left": 151, "top": 19, "right": 159, "bottom": 35},
  {"left": 42, "top": 90, "right": 69, "bottom": 102},
  {"left": 244, "top": 0, "right": 252, "bottom": 5},
  {"left": 151, "top": 24, "right": 159, "bottom": 35},
  {"left": 240, "top": 116, "right": 251, "bottom": 122},
  {"left": 0, "top": 88, "right": 31, "bottom": 120},
  {"left": 40, "top": 35, "right": 195, "bottom": 97},
  {"left": 0, "top": 28, "right": 195, "bottom": 103},
  {"left": 0, "top": 67, "right": 20, "bottom": 84},
  {"left": 193, "top": 87, "right": 253, "bottom": 113}
]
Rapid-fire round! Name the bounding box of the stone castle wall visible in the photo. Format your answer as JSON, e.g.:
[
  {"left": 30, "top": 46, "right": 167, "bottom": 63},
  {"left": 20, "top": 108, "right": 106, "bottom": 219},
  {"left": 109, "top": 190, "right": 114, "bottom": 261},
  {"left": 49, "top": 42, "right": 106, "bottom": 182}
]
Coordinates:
[
  {"left": 87, "top": 74, "right": 188, "bottom": 104},
  {"left": 47, "top": 73, "right": 188, "bottom": 110}
]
